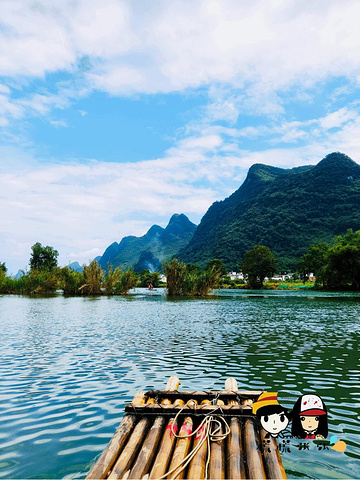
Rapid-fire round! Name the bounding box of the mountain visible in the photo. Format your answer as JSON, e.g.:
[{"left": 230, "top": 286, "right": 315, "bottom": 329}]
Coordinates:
[
  {"left": 12, "top": 269, "right": 25, "bottom": 279},
  {"left": 67, "top": 261, "right": 83, "bottom": 273},
  {"left": 98, "top": 213, "right": 197, "bottom": 272},
  {"left": 179, "top": 152, "right": 360, "bottom": 270}
]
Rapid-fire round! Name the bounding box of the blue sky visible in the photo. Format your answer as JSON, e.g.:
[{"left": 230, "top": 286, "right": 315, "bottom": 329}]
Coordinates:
[{"left": 2, "top": 0, "right": 360, "bottom": 273}]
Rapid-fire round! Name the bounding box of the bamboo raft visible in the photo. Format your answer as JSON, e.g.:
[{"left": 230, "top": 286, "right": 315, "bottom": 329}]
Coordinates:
[{"left": 86, "top": 377, "right": 287, "bottom": 480}]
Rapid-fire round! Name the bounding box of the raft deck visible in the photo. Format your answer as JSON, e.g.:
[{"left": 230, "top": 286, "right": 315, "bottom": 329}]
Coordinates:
[{"left": 86, "top": 377, "right": 287, "bottom": 479}]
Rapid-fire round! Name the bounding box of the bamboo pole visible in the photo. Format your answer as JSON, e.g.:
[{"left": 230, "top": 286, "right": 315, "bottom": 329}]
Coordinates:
[
  {"left": 125, "top": 403, "right": 247, "bottom": 414},
  {"left": 109, "top": 378, "right": 181, "bottom": 479},
  {"left": 243, "top": 418, "right": 266, "bottom": 479},
  {"left": 128, "top": 377, "right": 180, "bottom": 480},
  {"left": 225, "top": 377, "right": 238, "bottom": 394},
  {"left": 260, "top": 429, "right": 287, "bottom": 479},
  {"left": 187, "top": 400, "right": 211, "bottom": 479},
  {"left": 167, "top": 416, "right": 194, "bottom": 479},
  {"left": 186, "top": 427, "right": 207, "bottom": 479},
  {"left": 187, "top": 399, "right": 212, "bottom": 480},
  {"left": 148, "top": 417, "right": 180, "bottom": 479},
  {"left": 208, "top": 399, "right": 225, "bottom": 480},
  {"left": 227, "top": 417, "right": 244, "bottom": 480},
  {"left": 86, "top": 392, "right": 146, "bottom": 479},
  {"left": 145, "top": 390, "right": 262, "bottom": 397},
  {"left": 108, "top": 416, "right": 151, "bottom": 479},
  {"left": 148, "top": 399, "right": 185, "bottom": 480},
  {"left": 225, "top": 378, "right": 246, "bottom": 480}
]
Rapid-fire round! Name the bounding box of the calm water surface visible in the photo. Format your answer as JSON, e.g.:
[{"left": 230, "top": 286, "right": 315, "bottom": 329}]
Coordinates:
[{"left": 0, "top": 289, "right": 359, "bottom": 479}]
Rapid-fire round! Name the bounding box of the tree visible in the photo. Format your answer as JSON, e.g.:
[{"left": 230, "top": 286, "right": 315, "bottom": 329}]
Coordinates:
[
  {"left": 191, "top": 268, "right": 222, "bottom": 296},
  {"left": 297, "top": 230, "right": 360, "bottom": 291},
  {"left": 205, "top": 258, "right": 227, "bottom": 277},
  {"left": 163, "top": 258, "right": 223, "bottom": 296},
  {"left": 60, "top": 267, "right": 85, "bottom": 295},
  {"left": 104, "top": 265, "right": 122, "bottom": 295},
  {"left": 30, "top": 242, "right": 59, "bottom": 272},
  {"left": 30, "top": 268, "right": 60, "bottom": 294},
  {"left": 241, "top": 245, "right": 277, "bottom": 288},
  {"left": 323, "top": 230, "right": 360, "bottom": 290},
  {"left": 115, "top": 270, "right": 138, "bottom": 294},
  {"left": 0, "top": 262, "right": 8, "bottom": 292},
  {"left": 163, "top": 258, "right": 187, "bottom": 296},
  {"left": 82, "top": 260, "right": 104, "bottom": 294},
  {"left": 297, "top": 242, "right": 329, "bottom": 285},
  {"left": 138, "top": 269, "right": 160, "bottom": 288}
]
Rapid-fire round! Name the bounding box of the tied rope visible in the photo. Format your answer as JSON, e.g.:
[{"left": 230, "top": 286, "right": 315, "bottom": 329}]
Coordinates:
[{"left": 156, "top": 400, "right": 231, "bottom": 480}]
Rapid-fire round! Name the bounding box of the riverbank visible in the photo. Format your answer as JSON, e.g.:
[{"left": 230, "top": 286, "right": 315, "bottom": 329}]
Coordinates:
[{"left": 220, "top": 280, "right": 316, "bottom": 290}]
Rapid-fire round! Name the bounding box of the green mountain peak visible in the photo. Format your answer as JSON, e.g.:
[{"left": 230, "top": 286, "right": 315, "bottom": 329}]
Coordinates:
[
  {"left": 98, "top": 214, "right": 197, "bottom": 272},
  {"left": 179, "top": 152, "right": 360, "bottom": 270}
]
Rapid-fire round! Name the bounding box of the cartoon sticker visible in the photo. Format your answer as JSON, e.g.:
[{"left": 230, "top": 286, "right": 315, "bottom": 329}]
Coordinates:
[
  {"left": 252, "top": 392, "right": 290, "bottom": 437},
  {"left": 291, "top": 394, "right": 328, "bottom": 439},
  {"left": 253, "top": 391, "right": 347, "bottom": 454}
]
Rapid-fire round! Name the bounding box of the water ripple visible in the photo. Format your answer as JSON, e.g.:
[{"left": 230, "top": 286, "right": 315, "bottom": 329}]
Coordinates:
[{"left": 0, "top": 292, "right": 359, "bottom": 478}]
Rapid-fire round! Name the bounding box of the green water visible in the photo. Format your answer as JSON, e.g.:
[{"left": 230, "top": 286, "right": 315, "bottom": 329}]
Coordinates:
[{"left": 0, "top": 289, "right": 359, "bottom": 479}]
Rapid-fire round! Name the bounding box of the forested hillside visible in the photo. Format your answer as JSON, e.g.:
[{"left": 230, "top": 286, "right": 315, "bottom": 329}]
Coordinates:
[
  {"left": 179, "top": 152, "right": 360, "bottom": 270},
  {"left": 98, "top": 213, "right": 197, "bottom": 272}
]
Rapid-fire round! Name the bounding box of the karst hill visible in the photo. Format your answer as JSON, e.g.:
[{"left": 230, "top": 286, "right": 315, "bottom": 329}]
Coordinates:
[{"left": 179, "top": 152, "right": 360, "bottom": 270}]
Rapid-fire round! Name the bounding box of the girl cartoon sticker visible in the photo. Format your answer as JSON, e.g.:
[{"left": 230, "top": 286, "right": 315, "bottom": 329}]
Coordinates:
[{"left": 291, "top": 394, "right": 328, "bottom": 439}]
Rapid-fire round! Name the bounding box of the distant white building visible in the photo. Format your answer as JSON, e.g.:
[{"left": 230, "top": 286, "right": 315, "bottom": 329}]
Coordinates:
[
  {"left": 264, "top": 273, "right": 295, "bottom": 282},
  {"left": 271, "top": 274, "right": 291, "bottom": 281},
  {"left": 227, "top": 271, "right": 245, "bottom": 280}
]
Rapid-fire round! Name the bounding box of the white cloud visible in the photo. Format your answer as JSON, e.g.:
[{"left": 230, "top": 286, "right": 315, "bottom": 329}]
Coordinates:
[
  {"left": 177, "top": 135, "right": 223, "bottom": 152},
  {"left": 319, "top": 108, "right": 357, "bottom": 130},
  {"left": 0, "top": 145, "right": 220, "bottom": 272},
  {"left": 68, "top": 0, "right": 137, "bottom": 59},
  {"left": 0, "top": 92, "right": 23, "bottom": 121},
  {"left": 86, "top": 0, "right": 360, "bottom": 95},
  {"left": 0, "top": 83, "right": 82, "bottom": 128},
  {"left": 0, "top": 1, "right": 75, "bottom": 77},
  {"left": 1, "top": 0, "right": 360, "bottom": 98},
  {"left": 50, "top": 120, "right": 68, "bottom": 128},
  {"left": 17, "top": 92, "right": 71, "bottom": 115},
  {"left": 88, "top": 65, "right": 146, "bottom": 95},
  {"left": 0, "top": 0, "right": 360, "bottom": 144},
  {"left": 0, "top": 84, "right": 10, "bottom": 94}
]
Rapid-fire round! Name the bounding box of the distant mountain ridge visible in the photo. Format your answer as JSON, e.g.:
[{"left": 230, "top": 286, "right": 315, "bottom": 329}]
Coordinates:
[
  {"left": 98, "top": 213, "right": 197, "bottom": 272},
  {"left": 179, "top": 152, "right": 360, "bottom": 270},
  {"left": 67, "top": 261, "right": 83, "bottom": 273},
  {"left": 97, "top": 152, "right": 360, "bottom": 272}
]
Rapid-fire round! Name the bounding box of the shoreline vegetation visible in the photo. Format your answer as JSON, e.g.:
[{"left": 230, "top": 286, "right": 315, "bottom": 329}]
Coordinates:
[{"left": 2, "top": 229, "right": 360, "bottom": 296}]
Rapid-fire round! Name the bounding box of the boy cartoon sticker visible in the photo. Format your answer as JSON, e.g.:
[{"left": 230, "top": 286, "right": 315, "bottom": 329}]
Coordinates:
[
  {"left": 252, "top": 392, "right": 290, "bottom": 437},
  {"left": 291, "top": 394, "right": 328, "bottom": 439}
]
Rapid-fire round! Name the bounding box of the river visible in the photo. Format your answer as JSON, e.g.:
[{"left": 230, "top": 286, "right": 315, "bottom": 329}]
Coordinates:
[{"left": 0, "top": 289, "right": 359, "bottom": 479}]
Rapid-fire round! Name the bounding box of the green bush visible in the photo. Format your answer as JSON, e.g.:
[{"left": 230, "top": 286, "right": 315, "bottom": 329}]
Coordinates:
[
  {"left": 115, "top": 270, "right": 138, "bottom": 294},
  {"left": 163, "top": 258, "right": 223, "bottom": 296}
]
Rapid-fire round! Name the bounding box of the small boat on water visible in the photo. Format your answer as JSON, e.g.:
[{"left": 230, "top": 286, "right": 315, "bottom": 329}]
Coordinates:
[{"left": 86, "top": 377, "right": 287, "bottom": 479}]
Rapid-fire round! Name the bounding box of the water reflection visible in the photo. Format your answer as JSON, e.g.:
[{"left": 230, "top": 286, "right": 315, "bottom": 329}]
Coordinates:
[{"left": 0, "top": 292, "right": 359, "bottom": 479}]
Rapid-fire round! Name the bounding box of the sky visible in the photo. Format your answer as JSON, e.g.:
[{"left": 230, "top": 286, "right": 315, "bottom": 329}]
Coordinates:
[{"left": 2, "top": 0, "right": 360, "bottom": 274}]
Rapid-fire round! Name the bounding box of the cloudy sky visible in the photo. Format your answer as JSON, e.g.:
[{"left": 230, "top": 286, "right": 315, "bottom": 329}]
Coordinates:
[{"left": 1, "top": 0, "right": 360, "bottom": 273}]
